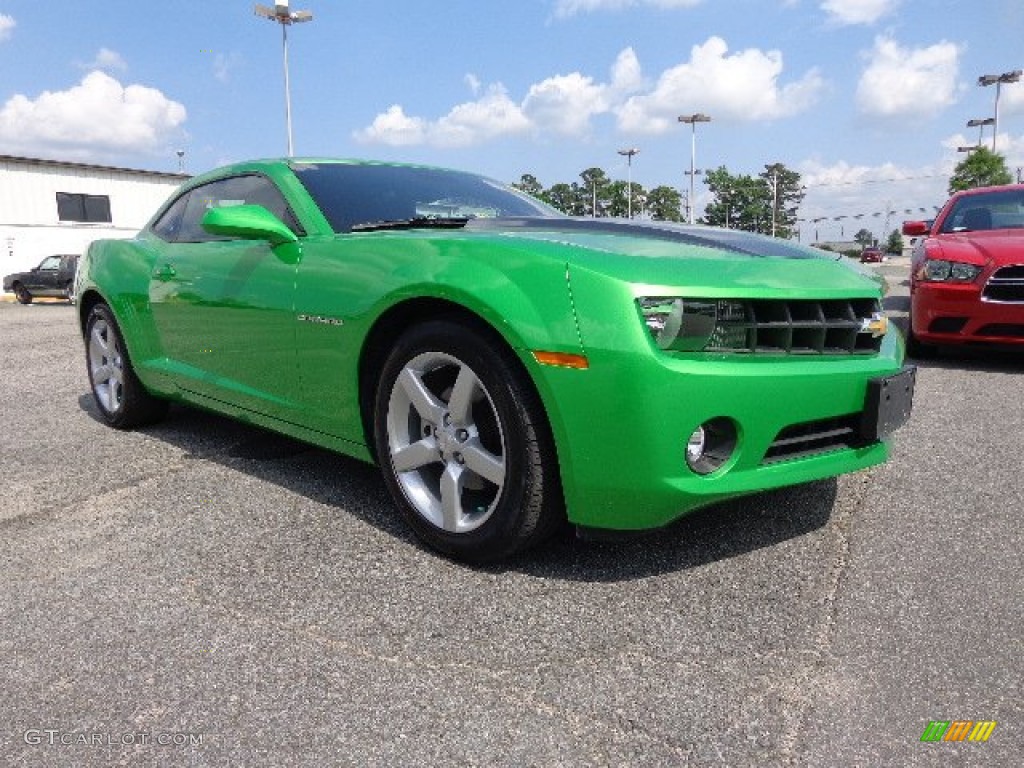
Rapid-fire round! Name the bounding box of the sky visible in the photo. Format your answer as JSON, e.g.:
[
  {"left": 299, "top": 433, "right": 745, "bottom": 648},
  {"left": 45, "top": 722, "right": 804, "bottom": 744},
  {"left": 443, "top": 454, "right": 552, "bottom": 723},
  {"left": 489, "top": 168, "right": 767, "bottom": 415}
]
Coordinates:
[{"left": 1, "top": 0, "right": 1023, "bottom": 241}]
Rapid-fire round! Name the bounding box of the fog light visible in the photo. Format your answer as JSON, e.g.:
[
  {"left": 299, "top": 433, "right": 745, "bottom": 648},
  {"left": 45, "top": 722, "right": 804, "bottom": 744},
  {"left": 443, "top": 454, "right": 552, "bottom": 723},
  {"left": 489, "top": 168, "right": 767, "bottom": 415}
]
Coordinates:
[
  {"left": 686, "top": 426, "right": 706, "bottom": 464},
  {"left": 684, "top": 418, "right": 738, "bottom": 475}
]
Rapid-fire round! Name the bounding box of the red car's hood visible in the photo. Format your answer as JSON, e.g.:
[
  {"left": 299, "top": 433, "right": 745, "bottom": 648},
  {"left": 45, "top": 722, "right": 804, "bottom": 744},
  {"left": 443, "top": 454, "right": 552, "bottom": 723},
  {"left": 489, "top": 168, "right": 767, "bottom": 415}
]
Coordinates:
[{"left": 931, "top": 230, "right": 1024, "bottom": 266}]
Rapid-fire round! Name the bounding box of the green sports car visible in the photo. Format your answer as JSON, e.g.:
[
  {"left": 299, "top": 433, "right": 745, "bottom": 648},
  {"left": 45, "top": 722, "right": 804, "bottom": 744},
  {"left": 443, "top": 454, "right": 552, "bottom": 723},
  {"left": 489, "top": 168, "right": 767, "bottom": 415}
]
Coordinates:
[{"left": 75, "top": 158, "right": 914, "bottom": 561}]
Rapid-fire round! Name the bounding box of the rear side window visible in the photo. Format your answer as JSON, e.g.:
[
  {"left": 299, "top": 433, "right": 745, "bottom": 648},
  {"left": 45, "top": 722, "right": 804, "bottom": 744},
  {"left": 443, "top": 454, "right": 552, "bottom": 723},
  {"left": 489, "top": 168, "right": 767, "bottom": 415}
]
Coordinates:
[{"left": 152, "top": 174, "right": 301, "bottom": 243}]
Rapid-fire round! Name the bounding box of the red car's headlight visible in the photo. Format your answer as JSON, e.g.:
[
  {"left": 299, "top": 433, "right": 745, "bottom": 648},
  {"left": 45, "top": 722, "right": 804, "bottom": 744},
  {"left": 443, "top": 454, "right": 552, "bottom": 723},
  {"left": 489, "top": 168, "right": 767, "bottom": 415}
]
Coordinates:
[{"left": 922, "top": 259, "right": 982, "bottom": 283}]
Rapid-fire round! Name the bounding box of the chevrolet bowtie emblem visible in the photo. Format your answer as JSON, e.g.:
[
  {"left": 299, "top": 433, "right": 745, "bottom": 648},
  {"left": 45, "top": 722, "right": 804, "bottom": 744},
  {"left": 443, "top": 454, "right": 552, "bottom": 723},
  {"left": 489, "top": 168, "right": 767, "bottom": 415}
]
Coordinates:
[{"left": 859, "top": 312, "right": 888, "bottom": 338}]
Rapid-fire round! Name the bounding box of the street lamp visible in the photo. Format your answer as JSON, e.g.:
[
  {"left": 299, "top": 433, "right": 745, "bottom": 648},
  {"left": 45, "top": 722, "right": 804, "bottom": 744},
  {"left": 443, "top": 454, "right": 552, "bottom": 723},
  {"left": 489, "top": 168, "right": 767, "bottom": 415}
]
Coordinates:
[
  {"left": 978, "top": 70, "right": 1022, "bottom": 152},
  {"left": 957, "top": 145, "right": 980, "bottom": 153},
  {"left": 678, "top": 113, "right": 711, "bottom": 224},
  {"left": 617, "top": 148, "right": 640, "bottom": 218},
  {"left": 966, "top": 117, "right": 995, "bottom": 146},
  {"left": 255, "top": 1, "right": 314, "bottom": 157}
]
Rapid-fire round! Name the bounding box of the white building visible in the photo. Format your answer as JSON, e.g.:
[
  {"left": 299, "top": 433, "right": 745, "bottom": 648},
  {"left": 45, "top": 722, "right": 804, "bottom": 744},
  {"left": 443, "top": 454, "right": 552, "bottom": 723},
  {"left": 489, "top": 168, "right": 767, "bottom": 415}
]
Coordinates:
[{"left": 1, "top": 155, "right": 188, "bottom": 274}]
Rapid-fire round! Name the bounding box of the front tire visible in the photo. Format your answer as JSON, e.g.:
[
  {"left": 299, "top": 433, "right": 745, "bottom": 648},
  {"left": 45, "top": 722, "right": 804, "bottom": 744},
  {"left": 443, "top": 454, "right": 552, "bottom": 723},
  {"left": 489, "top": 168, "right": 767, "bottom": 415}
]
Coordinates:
[
  {"left": 905, "top": 309, "right": 936, "bottom": 359},
  {"left": 14, "top": 283, "right": 32, "bottom": 304},
  {"left": 374, "top": 321, "right": 562, "bottom": 562},
  {"left": 85, "top": 303, "right": 168, "bottom": 428}
]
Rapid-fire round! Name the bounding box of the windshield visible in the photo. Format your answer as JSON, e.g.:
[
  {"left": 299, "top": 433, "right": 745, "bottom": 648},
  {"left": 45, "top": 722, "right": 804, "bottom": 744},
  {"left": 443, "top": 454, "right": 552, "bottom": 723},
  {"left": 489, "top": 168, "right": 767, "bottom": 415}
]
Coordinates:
[
  {"left": 291, "top": 162, "right": 561, "bottom": 234},
  {"left": 940, "top": 188, "right": 1024, "bottom": 233}
]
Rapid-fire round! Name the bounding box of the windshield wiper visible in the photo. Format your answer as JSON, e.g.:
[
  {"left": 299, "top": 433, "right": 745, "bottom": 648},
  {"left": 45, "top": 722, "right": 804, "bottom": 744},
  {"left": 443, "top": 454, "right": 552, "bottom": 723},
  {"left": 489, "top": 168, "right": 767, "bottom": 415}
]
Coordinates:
[{"left": 350, "top": 217, "right": 469, "bottom": 233}]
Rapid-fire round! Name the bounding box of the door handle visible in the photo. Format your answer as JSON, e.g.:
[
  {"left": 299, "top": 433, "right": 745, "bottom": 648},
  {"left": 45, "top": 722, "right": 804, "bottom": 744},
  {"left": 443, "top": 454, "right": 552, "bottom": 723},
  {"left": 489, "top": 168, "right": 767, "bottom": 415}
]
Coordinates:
[{"left": 153, "top": 264, "right": 177, "bottom": 281}]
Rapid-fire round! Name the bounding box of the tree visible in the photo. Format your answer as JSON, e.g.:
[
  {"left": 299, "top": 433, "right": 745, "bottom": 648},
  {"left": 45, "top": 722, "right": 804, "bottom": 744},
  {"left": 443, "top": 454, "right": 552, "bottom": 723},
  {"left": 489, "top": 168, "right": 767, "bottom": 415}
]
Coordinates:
[
  {"left": 512, "top": 174, "right": 545, "bottom": 199},
  {"left": 646, "top": 186, "right": 684, "bottom": 222},
  {"left": 760, "top": 162, "right": 804, "bottom": 239},
  {"left": 545, "top": 183, "right": 585, "bottom": 216},
  {"left": 702, "top": 167, "right": 769, "bottom": 232},
  {"left": 702, "top": 163, "right": 804, "bottom": 237},
  {"left": 854, "top": 228, "right": 875, "bottom": 248},
  {"left": 949, "top": 147, "right": 1013, "bottom": 193},
  {"left": 579, "top": 167, "right": 611, "bottom": 217},
  {"left": 885, "top": 229, "right": 903, "bottom": 254}
]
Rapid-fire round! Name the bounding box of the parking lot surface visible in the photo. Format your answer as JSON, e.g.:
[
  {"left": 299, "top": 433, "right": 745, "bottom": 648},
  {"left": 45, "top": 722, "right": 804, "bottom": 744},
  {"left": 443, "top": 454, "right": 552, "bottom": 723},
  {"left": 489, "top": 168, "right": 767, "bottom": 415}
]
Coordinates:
[{"left": 1, "top": 262, "right": 1021, "bottom": 767}]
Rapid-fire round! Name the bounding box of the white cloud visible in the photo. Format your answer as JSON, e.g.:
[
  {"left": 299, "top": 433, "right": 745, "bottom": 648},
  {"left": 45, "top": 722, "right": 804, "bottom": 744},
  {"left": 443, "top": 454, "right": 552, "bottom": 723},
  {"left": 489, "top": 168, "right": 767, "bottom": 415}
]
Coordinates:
[
  {"left": 0, "top": 71, "right": 187, "bottom": 160},
  {"left": 820, "top": 0, "right": 900, "bottom": 26},
  {"left": 1001, "top": 80, "right": 1024, "bottom": 116},
  {"left": 554, "top": 0, "right": 702, "bottom": 18},
  {"left": 856, "top": 36, "right": 961, "bottom": 119},
  {"left": 354, "top": 87, "right": 530, "bottom": 148},
  {"left": 356, "top": 39, "right": 821, "bottom": 148},
  {"left": 214, "top": 52, "right": 244, "bottom": 83},
  {"left": 84, "top": 47, "right": 127, "bottom": 72},
  {"left": 616, "top": 37, "right": 824, "bottom": 133},
  {"left": 464, "top": 73, "right": 482, "bottom": 96},
  {"left": 0, "top": 14, "right": 14, "bottom": 41}
]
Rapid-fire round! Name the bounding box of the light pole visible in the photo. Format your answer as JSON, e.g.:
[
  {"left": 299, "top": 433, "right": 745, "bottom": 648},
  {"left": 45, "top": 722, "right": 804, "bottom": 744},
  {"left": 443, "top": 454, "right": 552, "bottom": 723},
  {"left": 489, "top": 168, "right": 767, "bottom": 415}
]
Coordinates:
[
  {"left": 255, "top": 1, "right": 314, "bottom": 157},
  {"left": 678, "top": 113, "right": 711, "bottom": 224},
  {"left": 966, "top": 117, "right": 994, "bottom": 147},
  {"left": 978, "top": 70, "right": 1022, "bottom": 153},
  {"left": 617, "top": 148, "right": 639, "bottom": 218}
]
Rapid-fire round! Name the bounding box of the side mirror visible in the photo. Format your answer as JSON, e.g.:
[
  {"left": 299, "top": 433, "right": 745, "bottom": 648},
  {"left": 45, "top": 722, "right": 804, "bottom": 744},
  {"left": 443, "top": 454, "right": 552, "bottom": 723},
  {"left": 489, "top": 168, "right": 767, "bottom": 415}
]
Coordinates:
[
  {"left": 201, "top": 205, "right": 299, "bottom": 246},
  {"left": 902, "top": 220, "right": 930, "bottom": 236}
]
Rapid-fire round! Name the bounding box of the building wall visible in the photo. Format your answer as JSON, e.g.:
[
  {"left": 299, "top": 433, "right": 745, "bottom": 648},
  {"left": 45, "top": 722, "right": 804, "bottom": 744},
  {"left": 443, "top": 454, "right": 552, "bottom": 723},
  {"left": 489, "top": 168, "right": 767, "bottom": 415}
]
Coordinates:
[{"left": 1, "top": 156, "right": 188, "bottom": 275}]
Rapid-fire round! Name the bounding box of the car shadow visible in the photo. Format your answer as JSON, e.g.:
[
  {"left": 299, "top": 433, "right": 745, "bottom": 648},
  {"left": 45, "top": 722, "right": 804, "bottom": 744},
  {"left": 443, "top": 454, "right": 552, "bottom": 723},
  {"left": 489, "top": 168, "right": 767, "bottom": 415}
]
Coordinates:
[{"left": 78, "top": 394, "right": 840, "bottom": 582}]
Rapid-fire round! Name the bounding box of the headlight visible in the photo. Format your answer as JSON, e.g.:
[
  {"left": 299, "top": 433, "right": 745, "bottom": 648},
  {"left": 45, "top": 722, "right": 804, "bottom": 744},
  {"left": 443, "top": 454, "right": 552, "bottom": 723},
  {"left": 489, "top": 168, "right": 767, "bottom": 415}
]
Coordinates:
[
  {"left": 638, "top": 298, "right": 745, "bottom": 352},
  {"left": 922, "top": 259, "right": 982, "bottom": 283}
]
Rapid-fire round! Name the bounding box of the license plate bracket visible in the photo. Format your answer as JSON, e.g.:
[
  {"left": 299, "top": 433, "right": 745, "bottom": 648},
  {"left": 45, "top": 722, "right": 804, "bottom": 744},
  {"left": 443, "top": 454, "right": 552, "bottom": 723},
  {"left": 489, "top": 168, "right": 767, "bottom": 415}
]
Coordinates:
[{"left": 860, "top": 366, "right": 916, "bottom": 442}]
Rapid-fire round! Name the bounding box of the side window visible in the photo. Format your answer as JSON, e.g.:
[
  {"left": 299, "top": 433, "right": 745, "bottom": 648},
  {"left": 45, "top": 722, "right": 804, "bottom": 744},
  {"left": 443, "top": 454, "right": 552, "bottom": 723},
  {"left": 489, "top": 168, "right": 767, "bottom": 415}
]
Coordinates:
[
  {"left": 38, "top": 256, "right": 61, "bottom": 270},
  {"left": 151, "top": 192, "right": 191, "bottom": 242},
  {"left": 174, "top": 175, "right": 300, "bottom": 244}
]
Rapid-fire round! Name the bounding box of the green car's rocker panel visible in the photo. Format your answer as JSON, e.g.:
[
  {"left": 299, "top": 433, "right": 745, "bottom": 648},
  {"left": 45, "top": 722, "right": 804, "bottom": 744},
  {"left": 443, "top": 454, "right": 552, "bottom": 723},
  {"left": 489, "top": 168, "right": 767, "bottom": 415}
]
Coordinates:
[{"left": 76, "top": 157, "right": 912, "bottom": 551}]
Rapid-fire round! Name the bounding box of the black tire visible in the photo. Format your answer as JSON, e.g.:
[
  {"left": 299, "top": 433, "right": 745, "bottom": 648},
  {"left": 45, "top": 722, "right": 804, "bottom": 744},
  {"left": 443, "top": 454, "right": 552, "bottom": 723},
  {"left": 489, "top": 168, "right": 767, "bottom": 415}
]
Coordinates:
[
  {"left": 905, "top": 310, "right": 936, "bottom": 359},
  {"left": 85, "top": 303, "right": 169, "bottom": 429},
  {"left": 13, "top": 283, "right": 32, "bottom": 304},
  {"left": 373, "top": 320, "right": 562, "bottom": 562}
]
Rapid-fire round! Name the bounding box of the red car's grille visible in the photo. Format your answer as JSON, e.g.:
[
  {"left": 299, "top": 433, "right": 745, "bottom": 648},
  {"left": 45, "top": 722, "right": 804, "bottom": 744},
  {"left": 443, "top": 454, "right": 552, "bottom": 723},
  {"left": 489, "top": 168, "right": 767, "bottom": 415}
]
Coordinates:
[
  {"left": 706, "top": 298, "right": 884, "bottom": 355},
  {"left": 982, "top": 265, "right": 1024, "bottom": 303}
]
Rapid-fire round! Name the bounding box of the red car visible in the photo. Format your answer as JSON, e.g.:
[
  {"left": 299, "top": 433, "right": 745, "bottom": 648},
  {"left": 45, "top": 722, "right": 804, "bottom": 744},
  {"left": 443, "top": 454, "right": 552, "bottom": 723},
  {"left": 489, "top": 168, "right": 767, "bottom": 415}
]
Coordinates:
[
  {"left": 903, "top": 184, "right": 1024, "bottom": 356},
  {"left": 859, "top": 247, "right": 884, "bottom": 263}
]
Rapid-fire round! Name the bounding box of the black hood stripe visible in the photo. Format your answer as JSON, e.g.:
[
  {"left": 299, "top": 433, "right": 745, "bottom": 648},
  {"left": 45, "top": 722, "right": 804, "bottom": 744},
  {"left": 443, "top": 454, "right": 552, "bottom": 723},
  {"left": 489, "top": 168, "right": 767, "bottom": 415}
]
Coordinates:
[{"left": 465, "top": 217, "right": 836, "bottom": 261}]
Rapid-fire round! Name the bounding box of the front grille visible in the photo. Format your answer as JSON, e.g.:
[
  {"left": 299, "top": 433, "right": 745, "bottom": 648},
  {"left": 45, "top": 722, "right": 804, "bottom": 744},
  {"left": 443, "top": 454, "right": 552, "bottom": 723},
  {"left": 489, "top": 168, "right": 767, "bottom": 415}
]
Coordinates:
[
  {"left": 976, "top": 323, "right": 1024, "bottom": 339},
  {"left": 983, "top": 265, "right": 1024, "bottom": 303},
  {"left": 705, "top": 298, "right": 883, "bottom": 355},
  {"left": 762, "top": 414, "right": 867, "bottom": 464},
  {"left": 928, "top": 316, "right": 968, "bottom": 334}
]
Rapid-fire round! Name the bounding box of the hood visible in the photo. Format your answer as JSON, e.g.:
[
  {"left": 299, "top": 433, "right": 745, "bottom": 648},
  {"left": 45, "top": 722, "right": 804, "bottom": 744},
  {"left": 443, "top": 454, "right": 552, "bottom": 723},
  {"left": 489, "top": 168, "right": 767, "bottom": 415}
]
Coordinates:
[
  {"left": 464, "top": 217, "right": 882, "bottom": 297},
  {"left": 467, "top": 217, "right": 835, "bottom": 261},
  {"left": 929, "top": 230, "right": 1024, "bottom": 267}
]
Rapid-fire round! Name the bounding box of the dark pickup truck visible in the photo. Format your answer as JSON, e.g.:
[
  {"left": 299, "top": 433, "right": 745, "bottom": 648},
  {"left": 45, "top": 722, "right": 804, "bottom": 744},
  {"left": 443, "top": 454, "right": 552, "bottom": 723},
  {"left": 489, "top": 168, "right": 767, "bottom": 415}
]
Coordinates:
[{"left": 3, "top": 254, "right": 79, "bottom": 304}]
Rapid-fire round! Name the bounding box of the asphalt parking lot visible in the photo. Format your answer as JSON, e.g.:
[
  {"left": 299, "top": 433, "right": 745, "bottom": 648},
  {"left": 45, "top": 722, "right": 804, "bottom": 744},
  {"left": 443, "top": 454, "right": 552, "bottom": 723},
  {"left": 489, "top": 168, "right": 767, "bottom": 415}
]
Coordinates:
[{"left": 1, "top": 261, "right": 1021, "bottom": 767}]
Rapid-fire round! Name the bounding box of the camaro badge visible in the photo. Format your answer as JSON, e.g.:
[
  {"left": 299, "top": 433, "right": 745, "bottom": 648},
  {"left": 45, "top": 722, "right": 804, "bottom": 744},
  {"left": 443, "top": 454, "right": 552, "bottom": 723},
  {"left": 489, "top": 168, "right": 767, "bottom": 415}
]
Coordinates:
[
  {"left": 860, "top": 312, "right": 888, "bottom": 338},
  {"left": 297, "top": 313, "right": 343, "bottom": 327}
]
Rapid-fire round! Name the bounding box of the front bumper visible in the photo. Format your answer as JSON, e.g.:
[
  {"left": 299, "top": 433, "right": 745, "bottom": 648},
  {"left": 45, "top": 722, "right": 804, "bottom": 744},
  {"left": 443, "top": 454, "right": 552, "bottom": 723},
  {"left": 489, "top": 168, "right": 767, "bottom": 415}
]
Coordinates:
[
  {"left": 913, "top": 282, "right": 1024, "bottom": 345},
  {"left": 532, "top": 330, "right": 910, "bottom": 530}
]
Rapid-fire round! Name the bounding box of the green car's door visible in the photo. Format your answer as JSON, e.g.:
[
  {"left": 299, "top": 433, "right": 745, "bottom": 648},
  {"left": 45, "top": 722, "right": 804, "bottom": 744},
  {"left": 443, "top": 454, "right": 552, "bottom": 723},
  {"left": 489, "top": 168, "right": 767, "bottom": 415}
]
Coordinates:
[{"left": 148, "top": 174, "right": 303, "bottom": 420}]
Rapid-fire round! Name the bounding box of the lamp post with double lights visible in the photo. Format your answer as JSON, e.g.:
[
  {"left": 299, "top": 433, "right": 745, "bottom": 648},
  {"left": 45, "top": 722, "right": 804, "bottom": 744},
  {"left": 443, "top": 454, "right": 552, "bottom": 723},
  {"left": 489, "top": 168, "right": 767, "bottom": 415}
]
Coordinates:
[
  {"left": 678, "top": 113, "right": 711, "bottom": 224},
  {"left": 966, "top": 117, "right": 994, "bottom": 147},
  {"left": 617, "top": 148, "right": 640, "bottom": 218},
  {"left": 978, "top": 70, "right": 1022, "bottom": 153},
  {"left": 255, "top": 1, "right": 314, "bottom": 157}
]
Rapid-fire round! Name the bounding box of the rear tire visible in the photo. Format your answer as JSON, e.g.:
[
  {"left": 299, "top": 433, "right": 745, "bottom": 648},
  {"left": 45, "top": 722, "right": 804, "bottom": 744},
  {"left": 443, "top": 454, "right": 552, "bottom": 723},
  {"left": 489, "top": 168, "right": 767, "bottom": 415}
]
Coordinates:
[
  {"left": 85, "top": 303, "right": 168, "bottom": 429},
  {"left": 14, "top": 283, "right": 32, "bottom": 304},
  {"left": 373, "top": 320, "right": 562, "bottom": 562}
]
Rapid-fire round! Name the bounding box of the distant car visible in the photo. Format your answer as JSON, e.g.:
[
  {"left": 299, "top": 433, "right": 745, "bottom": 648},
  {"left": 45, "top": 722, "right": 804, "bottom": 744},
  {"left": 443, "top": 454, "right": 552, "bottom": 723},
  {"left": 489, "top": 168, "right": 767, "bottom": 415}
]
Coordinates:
[
  {"left": 903, "top": 184, "right": 1024, "bottom": 356},
  {"left": 3, "top": 254, "right": 79, "bottom": 304},
  {"left": 859, "top": 247, "right": 884, "bottom": 263},
  {"left": 75, "top": 158, "right": 913, "bottom": 562}
]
